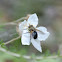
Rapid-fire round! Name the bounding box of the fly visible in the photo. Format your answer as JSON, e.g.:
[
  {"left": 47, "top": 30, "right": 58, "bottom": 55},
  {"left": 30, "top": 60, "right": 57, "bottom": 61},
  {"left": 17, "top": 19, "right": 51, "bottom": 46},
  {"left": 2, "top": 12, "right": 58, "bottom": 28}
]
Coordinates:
[
  {"left": 28, "top": 25, "right": 38, "bottom": 39},
  {"left": 23, "top": 25, "right": 44, "bottom": 39}
]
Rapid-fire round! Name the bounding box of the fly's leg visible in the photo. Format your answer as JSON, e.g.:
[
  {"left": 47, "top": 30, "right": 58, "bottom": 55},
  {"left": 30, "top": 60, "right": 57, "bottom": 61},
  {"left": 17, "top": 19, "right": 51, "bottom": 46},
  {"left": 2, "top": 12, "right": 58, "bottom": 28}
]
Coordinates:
[
  {"left": 23, "top": 28, "right": 30, "bottom": 34},
  {"left": 36, "top": 29, "right": 44, "bottom": 34},
  {"left": 23, "top": 28, "right": 28, "bottom": 30},
  {"left": 23, "top": 32, "right": 30, "bottom": 34}
]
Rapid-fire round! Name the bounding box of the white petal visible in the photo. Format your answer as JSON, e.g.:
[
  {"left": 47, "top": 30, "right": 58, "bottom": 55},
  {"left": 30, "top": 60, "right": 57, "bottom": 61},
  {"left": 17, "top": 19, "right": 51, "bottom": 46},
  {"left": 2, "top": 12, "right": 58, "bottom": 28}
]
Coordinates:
[
  {"left": 31, "top": 38, "right": 42, "bottom": 52},
  {"left": 23, "top": 28, "right": 29, "bottom": 33},
  {"left": 36, "top": 27, "right": 50, "bottom": 41},
  {"left": 21, "top": 30, "right": 30, "bottom": 45},
  {"left": 19, "top": 20, "right": 27, "bottom": 34},
  {"left": 27, "top": 13, "right": 38, "bottom": 27}
]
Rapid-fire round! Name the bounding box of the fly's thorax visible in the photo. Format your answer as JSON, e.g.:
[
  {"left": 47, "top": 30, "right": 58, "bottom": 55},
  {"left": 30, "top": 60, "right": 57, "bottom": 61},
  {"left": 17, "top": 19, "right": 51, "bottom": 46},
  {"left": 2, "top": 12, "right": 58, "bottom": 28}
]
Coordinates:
[{"left": 28, "top": 25, "right": 36, "bottom": 32}]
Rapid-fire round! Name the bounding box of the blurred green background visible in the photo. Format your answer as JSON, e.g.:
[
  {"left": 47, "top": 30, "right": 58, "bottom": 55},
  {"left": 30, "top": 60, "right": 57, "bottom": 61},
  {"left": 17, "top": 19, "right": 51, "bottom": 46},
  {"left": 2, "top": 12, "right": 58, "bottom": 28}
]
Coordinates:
[{"left": 0, "top": 0, "right": 62, "bottom": 62}]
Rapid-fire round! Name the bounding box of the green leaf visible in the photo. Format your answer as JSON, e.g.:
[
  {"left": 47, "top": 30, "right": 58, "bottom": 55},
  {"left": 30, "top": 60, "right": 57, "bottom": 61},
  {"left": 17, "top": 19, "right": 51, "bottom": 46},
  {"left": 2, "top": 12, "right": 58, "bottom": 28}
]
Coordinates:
[
  {"left": 57, "top": 50, "right": 60, "bottom": 56},
  {"left": 37, "top": 58, "right": 59, "bottom": 62},
  {"left": 44, "top": 50, "right": 51, "bottom": 56}
]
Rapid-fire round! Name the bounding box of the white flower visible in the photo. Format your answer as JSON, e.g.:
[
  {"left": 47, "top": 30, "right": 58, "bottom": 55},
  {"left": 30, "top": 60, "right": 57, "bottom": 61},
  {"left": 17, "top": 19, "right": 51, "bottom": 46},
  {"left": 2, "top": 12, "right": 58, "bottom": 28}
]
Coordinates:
[{"left": 19, "top": 13, "right": 50, "bottom": 52}]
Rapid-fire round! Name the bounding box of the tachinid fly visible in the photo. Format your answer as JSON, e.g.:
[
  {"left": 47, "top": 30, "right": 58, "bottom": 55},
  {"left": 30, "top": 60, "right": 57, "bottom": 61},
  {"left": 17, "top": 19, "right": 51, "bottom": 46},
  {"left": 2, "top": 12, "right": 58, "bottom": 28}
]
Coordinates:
[{"left": 28, "top": 25, "right": 38, "bottom": 39}]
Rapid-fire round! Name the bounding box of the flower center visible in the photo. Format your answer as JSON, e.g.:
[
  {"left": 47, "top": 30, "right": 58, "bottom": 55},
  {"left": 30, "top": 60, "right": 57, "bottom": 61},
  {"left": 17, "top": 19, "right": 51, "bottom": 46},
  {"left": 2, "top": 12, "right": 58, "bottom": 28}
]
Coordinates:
[{"left": 28, "top": 25, "right": 35, "bottom": 32}]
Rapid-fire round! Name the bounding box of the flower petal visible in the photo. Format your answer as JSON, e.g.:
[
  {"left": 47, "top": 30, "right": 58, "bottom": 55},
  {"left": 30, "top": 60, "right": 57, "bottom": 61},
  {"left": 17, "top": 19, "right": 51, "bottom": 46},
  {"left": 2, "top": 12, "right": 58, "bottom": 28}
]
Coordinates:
[
  {"left": 21, "top": 30, "right": 30, "bottom": 45},
  {"left": 19, "top": 20, "right": 27, "bottom": 34},
  {"left": 31, "top": 38, "right": 42, "bottom": 52},
  {"left": 36, "top": 26, "right": 50, "bottom": 41},
  {"left": 27, "top": 13, "right": 38, "bottom": 27}
]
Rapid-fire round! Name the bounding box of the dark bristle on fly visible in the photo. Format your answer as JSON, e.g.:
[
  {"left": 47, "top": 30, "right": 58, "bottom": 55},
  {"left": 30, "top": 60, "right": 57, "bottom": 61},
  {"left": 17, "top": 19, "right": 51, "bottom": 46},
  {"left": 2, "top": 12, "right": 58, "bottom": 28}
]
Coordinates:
[{"left": 32, "top": 31, "right": 38, "bottom": 39}]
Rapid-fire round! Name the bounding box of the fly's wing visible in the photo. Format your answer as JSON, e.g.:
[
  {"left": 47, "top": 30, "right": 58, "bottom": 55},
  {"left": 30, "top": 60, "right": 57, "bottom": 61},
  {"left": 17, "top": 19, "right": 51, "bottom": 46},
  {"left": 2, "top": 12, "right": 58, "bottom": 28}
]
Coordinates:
[
  {"left": 32, "top": 31, "right": 37, "bottom": 39},
  {"left": 36, "top": 29, "right": 45, "bottom": 34},
  {"left": 36, "top": 27, "right": 50, "bottom": 41}
]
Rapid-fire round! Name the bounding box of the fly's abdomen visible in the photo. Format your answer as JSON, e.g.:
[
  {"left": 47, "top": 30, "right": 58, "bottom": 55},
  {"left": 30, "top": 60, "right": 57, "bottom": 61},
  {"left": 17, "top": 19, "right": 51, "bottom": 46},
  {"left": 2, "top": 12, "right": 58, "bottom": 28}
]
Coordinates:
[{"left": 32, "top": 31, "right": 38, "bottom": 39}]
